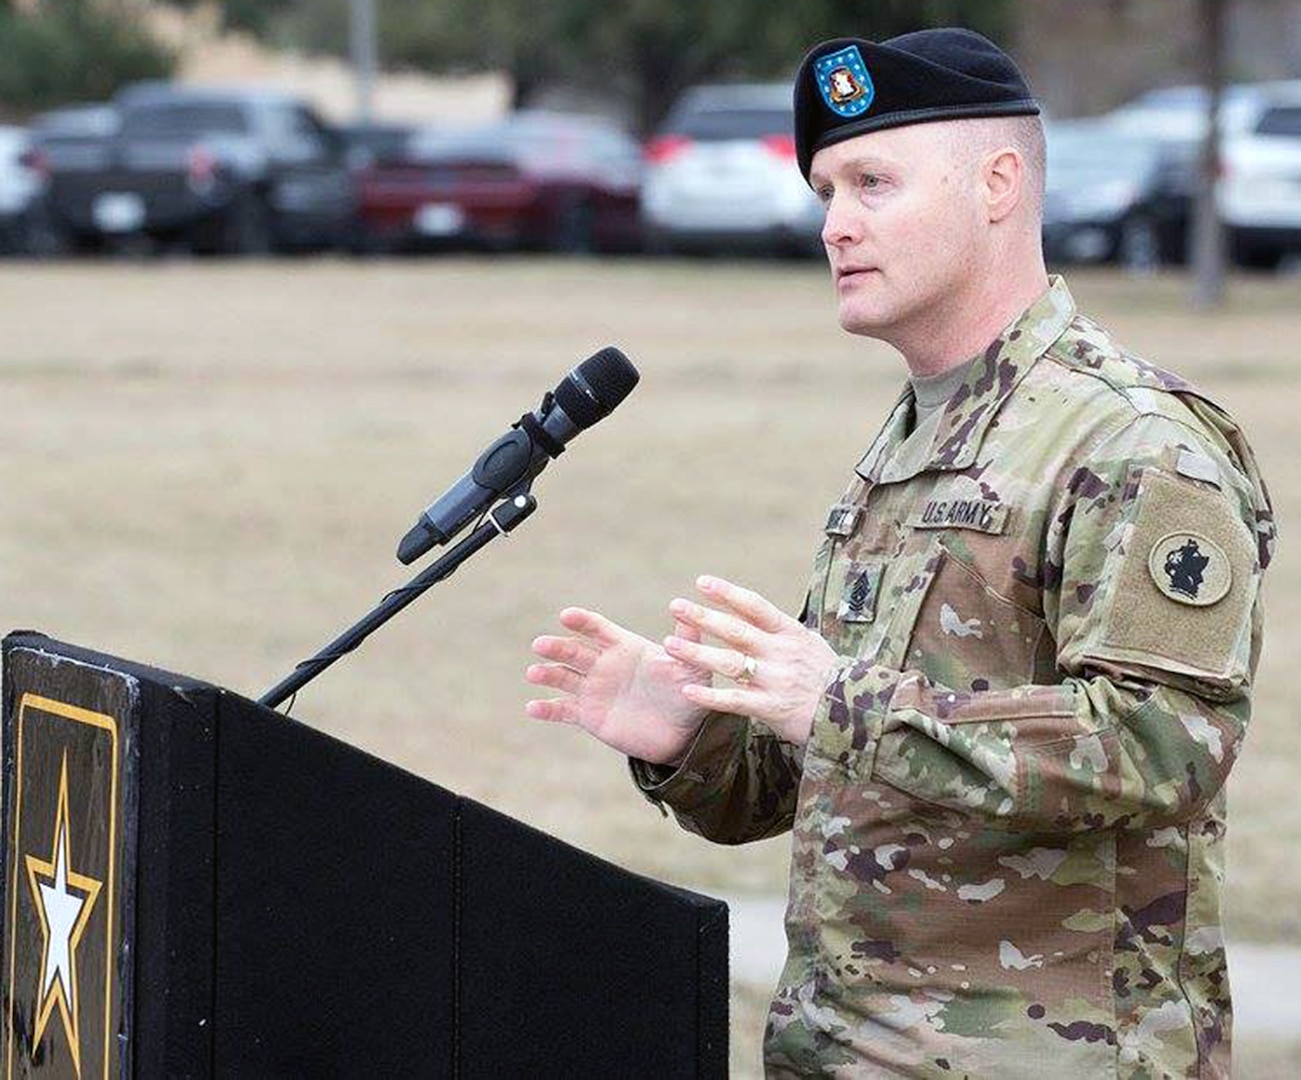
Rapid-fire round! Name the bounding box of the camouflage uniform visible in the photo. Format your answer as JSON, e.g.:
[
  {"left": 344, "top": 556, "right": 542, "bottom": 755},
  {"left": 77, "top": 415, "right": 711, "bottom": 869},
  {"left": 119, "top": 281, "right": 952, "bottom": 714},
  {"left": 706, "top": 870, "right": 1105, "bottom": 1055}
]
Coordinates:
[{"left": 632, "top": 276, "right": 1276, "bottom": 1077}]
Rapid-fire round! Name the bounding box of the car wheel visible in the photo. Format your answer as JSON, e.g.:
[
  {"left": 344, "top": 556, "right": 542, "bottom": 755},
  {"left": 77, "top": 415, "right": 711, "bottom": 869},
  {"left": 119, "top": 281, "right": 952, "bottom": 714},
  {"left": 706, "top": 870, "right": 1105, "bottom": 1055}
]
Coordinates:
[
  {"left": 221, "top": 191, "right": 273, "bottom": 257},
  {"left": 1230, "top": 232, "right": 1283, "bottom": 272},
  {"left": 17, "top": 207, "right": 68, "bottom": 259},
  {"left": 643, "top": 226, "right": 676, "bottom": 256},
  {"left": 1118, "top": 216, "right": 1160, "bottom": 273},
  {"left": 105, "top": 231, "right": 155, "bottom": 259},
  {"left": 344, "top": 218, "right": 384, "bottom": 257},
  {"left": 778, "top": 231, "right": 825, "bottom": 260},
  {"left": 549, "top": 197, "right": 596, "bottom": 254}
]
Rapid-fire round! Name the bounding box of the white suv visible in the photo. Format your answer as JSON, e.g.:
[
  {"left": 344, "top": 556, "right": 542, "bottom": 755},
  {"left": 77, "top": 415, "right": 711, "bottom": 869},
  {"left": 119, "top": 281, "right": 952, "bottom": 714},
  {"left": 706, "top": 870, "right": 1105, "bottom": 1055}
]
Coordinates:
[
  {"left": 1106, "top": 81, "right": 1301, "bottom": 269},
  {"left": 0, "top": 126, "right": 44, "bottom": 254},
  {"left": 1219, "top": 82, "right": 1301, "bottom": 268},
  {"left": 640, "top": 83, "right": 823, "bottom": 256}
]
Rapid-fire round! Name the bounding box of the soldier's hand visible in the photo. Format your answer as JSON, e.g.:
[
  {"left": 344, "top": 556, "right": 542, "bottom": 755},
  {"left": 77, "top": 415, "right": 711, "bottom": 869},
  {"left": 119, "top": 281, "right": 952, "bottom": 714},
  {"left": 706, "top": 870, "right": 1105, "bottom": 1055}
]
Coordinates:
[
  {"left": 526, "top": 607, "right": 712, "bottom": 766},
  {"left": 662, "top": 575, "right": 838, "bottom": 746}
]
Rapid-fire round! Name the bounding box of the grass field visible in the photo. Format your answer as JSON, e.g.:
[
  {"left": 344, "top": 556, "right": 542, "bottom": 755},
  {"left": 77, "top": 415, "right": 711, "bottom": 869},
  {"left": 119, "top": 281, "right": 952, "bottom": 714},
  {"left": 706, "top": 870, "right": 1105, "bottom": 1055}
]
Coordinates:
[{"left": 1, "top": 257, "right": 1297, "bottom": 1073}]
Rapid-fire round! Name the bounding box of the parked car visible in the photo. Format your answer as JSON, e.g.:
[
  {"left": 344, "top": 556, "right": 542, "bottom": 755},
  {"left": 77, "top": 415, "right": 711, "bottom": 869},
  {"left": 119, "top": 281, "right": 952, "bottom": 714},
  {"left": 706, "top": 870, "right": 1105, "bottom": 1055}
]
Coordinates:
[
  {"left": 0, "top": 126, "right": 45, "bottom": 255},
  {"left": 1103, "top": 83, "right": 1267, "bottom": 143},
  {"left": 1219, "top": 82, "right": 1301, "bottom": 268},
  {"left": 25, "top": 105, "right": 122, "bottom": 254},
  {"left": 1042, "top": 121, "right": 1186, "bottom": 268},
  {"left": 1103, "top": 80, "right": 1301, "bottom": 268},
  {"left": 339, "top": 122, "right": 416, "bottom": 171},
  {"left": 640, "top": 83, "right": 822, "bottom": 256},
  {"left": 39, "top": 84, "right": 356, "bottom": 255},
  {"left": 353, "top": 111, "right": 643, "bottom": 254}
]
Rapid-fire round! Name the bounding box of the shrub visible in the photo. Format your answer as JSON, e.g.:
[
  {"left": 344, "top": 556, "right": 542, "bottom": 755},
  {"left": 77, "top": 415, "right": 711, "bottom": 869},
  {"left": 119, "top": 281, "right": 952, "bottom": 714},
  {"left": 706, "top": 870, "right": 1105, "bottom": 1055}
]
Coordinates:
[{"left": 0, "top": 0, "right": 175, "bottom": 116}]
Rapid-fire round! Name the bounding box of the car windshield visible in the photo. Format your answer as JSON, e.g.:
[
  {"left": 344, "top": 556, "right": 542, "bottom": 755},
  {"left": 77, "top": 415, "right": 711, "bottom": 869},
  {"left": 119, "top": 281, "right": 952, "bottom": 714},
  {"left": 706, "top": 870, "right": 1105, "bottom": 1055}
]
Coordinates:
[
  {"left": 1048, "top": 132, "right": 1157, "bottom": 185},
  {"left": 1256, "top": 106, "right": 1301, "bottom": 136},
  {"left": 666, "top": 108, "right": 792, "bottom": 141},
  {"left": 347, "top": 125, "right": 413, "bottom": 163},
  {"left": 408, "top": 128, "right": 517, "bottom": 163},
  {"left": 122, "top": 103, "right": 249, "bottom": 138},
  {"left": 35, "top": 107, "right": 119, "bottom": 139},
  {"left": 409, "top": 120, "right": 617, "bottom": 170},
  {"left": 1122, "top": 84, "right": 1258, "bottom": 113}
]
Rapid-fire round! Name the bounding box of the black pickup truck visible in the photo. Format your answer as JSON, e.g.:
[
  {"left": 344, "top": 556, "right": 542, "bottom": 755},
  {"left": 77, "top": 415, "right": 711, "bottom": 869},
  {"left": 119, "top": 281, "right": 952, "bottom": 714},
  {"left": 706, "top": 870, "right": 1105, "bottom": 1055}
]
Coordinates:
[{"left": 39, "top": 85, "right": 356, "bottom": 254}]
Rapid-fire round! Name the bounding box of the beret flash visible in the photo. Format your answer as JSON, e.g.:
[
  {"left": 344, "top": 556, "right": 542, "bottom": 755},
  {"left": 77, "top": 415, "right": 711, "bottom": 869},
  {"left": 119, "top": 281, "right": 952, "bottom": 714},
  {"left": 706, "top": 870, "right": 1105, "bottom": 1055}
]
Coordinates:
[{"left": 794, "top": 28, "right": 1040, "bottom": 182}]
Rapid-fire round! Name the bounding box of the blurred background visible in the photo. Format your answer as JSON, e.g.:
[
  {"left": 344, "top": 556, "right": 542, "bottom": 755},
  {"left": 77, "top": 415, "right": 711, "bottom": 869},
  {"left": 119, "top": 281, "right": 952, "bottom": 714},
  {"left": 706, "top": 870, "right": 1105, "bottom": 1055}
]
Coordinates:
[{"left": 0, "top": 0, "right": 1298, "bottom": 1075}]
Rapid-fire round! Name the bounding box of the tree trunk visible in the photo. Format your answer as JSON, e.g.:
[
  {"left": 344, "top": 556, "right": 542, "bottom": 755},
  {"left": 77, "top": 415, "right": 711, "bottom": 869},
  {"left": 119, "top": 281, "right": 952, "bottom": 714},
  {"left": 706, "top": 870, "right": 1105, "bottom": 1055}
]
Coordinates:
[
  {"left": 509, "top": 58, "right": 547, "bottom": 111},
  {"left": 1191, "top": 0, "right": 1227, "bottom": 309}
]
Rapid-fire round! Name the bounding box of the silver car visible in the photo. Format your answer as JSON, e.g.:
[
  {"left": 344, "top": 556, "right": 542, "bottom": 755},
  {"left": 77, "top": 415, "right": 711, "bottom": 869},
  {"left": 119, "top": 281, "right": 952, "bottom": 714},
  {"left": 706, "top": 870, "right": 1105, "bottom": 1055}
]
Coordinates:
[{"left": 641, "top": 83, "right": 823, "bottom": 255}]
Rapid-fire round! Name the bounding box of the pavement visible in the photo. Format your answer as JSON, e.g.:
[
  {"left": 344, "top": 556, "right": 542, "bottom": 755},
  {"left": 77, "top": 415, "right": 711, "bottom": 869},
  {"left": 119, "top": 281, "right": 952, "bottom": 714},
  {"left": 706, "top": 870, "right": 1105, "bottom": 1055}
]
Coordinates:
[{"left": 718, "top": 892, "right": 1301, "bottom": 1035}]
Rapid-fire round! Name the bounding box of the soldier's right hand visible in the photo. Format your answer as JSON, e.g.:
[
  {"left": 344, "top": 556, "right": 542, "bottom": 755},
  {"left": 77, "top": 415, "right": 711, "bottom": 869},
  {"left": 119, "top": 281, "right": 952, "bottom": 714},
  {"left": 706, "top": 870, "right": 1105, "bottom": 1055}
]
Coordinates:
[{"left": 526, "top": 607, "right": 711, "bottom": 766}]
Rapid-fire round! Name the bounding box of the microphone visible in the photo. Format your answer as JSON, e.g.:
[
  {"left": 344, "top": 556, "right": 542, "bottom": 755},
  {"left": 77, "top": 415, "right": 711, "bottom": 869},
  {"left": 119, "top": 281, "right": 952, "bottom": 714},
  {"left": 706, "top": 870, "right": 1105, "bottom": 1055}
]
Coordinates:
[{"left": 396, "top": 346, "right": 639, "bottom": 565}]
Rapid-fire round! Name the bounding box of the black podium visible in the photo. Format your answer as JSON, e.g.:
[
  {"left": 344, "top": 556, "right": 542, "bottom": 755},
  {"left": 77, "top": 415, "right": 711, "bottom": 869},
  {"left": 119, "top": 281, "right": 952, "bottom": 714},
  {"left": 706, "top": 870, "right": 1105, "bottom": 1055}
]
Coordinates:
[{"left": 0, "top": 633, "right": 728, "bottom": 1078}]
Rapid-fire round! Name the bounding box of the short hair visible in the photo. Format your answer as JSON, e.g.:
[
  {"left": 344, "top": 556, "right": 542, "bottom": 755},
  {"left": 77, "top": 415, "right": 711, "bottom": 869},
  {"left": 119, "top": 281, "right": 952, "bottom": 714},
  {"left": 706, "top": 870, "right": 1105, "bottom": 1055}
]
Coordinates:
[
  {"left": 943, "top": 114, "right": 1046, "bottom": 221},
  {"left": 1008, "top": 114, "right": 1047, "bottom": 221}
]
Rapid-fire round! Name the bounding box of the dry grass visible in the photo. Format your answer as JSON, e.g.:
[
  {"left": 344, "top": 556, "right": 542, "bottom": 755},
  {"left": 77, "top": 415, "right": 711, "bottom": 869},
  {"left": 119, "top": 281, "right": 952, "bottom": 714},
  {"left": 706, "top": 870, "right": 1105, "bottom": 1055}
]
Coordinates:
[
  {"left": 1236, "top": 1035, "right": 1301, "bottom": 1079},
  {"left": 1, "top": 260, "right": 1298, "bottom": 1063}
]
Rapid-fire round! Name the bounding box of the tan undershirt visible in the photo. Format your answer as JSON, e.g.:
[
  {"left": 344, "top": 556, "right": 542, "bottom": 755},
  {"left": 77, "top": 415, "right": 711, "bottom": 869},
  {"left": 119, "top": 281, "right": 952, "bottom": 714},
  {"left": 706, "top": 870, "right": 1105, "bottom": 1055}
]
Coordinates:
[
  {"left": 884, "top": 355, "right": 983, "bottom": 477},
  {"left": 909, "top": 354, "right": 981, "bottom": 431}
]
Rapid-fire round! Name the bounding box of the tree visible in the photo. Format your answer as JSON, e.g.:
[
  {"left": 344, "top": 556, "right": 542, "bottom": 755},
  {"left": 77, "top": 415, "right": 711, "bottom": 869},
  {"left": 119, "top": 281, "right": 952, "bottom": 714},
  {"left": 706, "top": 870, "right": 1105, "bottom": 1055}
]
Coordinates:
[
  {"left": 1190, "top": 0, "right": 1227, "bottom": 308},
  {"left": 169, "top": 0, "right": 297, "bottom": 39},
  {"left": 180, "top": 0, "right": 1012, "bottom": 132},
  {"left": 0, "top": 0, "right": 174, "bottom": 116}
]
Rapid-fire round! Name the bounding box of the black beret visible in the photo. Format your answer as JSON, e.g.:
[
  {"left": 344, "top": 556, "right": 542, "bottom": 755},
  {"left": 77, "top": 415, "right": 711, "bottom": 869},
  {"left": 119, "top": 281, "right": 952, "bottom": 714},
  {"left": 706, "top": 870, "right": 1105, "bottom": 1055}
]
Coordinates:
[{"left": 794, "top": 28, "right": 1040, "bottom": 182}]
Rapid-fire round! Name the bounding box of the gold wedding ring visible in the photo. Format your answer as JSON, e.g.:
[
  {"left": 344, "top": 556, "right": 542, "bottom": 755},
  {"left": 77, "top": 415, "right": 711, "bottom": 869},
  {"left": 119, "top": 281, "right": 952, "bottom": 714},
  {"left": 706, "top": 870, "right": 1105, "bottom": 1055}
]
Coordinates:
[{"left": 737, "top": 654, "right": 758, "bottom": 684}]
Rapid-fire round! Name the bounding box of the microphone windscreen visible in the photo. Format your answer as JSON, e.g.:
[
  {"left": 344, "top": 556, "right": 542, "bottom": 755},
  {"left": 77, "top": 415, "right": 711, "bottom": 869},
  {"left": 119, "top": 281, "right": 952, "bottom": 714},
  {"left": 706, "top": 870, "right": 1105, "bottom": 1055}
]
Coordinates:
[{"left": 557, "top": 347, "right": 640, "bottom": 429}]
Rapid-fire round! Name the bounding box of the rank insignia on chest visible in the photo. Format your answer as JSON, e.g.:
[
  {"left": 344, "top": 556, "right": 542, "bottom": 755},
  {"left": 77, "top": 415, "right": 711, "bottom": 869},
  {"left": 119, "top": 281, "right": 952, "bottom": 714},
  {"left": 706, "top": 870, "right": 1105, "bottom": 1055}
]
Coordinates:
[
  {"left": 838, "top": 565, "right": 882, "bottom": 624},
  {"left": 824, "top": 504, "right": 863, "bottom": 538}
]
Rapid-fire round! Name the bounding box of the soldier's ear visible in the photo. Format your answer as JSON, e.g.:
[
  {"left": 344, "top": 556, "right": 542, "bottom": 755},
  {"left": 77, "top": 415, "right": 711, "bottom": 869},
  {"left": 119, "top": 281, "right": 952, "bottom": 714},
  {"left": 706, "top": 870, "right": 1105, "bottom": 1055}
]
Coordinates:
[{"left": 982, "top": 146, "right": 1023, "bottom": 224}]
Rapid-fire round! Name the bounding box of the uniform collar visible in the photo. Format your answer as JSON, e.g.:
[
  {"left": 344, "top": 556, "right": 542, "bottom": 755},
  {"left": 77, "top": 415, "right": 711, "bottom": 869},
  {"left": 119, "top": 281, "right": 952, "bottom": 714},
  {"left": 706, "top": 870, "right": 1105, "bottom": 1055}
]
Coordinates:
[{"left": 856, "top": 275, "right": 1077, "bottom": 484}]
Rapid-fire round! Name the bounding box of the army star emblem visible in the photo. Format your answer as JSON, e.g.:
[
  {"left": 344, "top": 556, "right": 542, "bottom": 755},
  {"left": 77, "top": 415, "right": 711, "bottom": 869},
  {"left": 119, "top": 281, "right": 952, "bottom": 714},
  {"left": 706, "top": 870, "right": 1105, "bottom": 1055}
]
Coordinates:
[{"left": 24, "top": 750, "right": 103, "bottom": 1076}]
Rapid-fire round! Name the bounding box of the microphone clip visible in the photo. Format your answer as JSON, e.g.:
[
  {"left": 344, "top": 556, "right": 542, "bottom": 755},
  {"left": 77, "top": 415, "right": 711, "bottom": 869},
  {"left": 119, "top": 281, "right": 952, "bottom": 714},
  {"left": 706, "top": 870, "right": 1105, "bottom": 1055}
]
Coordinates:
[{"left": 512, "top": 391, "right": 566, "bottom": 460}]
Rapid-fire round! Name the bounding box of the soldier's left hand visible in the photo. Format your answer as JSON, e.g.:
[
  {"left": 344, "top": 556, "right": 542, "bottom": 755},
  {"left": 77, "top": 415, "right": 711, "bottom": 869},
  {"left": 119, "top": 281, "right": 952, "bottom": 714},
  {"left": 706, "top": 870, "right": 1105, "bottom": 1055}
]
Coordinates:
[{"left": 663, "top": 575, "right": 839, "bottom": 746}]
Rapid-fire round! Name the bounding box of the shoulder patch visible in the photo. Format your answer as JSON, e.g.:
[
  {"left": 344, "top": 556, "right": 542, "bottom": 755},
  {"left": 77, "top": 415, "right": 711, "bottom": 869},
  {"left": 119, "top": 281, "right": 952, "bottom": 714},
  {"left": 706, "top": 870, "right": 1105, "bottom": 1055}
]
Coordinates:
[
  {"left": 1148, "top": 532, "right": 1231, "bottom": 606},
  {"left": 1090, "top": 468, "right": 1257, "bottom": 685}
]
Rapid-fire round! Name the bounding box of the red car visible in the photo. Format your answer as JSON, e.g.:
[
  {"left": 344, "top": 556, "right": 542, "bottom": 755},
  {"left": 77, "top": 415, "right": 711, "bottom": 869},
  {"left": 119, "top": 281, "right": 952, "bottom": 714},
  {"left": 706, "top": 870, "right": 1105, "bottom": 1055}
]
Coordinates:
[{"left": 354, "top": 111, "right": 644, "bottom": 254}]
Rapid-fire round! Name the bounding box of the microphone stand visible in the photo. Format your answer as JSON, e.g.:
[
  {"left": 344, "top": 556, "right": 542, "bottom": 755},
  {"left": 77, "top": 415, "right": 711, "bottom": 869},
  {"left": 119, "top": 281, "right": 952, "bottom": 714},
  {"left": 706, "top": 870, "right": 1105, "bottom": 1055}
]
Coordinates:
[{"left": 258, "top": 492, "right": 538, "bottom": 710}]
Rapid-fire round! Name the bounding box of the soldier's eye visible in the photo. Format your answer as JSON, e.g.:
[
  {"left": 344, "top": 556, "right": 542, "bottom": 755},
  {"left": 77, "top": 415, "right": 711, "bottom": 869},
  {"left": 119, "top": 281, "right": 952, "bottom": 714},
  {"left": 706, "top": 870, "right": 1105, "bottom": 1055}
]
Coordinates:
[{"left": 860, "top": 173, "right": 881, "bottom": 190}]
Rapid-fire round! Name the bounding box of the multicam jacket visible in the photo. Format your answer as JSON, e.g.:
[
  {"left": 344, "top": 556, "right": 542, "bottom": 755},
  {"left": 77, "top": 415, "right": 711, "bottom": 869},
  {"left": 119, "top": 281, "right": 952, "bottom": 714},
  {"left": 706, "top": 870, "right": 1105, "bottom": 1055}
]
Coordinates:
[{"left": 632, "top": 277, "right": 1275, "bottom": 1078}]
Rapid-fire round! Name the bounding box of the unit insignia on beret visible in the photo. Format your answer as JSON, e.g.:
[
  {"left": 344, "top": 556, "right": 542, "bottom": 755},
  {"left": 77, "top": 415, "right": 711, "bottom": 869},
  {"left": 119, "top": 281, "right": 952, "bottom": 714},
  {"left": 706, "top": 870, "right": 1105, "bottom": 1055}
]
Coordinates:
[{"left": 815, "top": 46, "right": 875, "bottom": 118}]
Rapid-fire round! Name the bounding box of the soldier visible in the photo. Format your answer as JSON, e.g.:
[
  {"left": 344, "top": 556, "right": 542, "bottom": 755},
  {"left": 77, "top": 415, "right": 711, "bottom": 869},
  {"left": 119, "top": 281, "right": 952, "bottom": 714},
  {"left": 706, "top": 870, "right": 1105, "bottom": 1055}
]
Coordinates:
[{"left": 526, "top": 28, "right": 1275, "bottom": 1078}]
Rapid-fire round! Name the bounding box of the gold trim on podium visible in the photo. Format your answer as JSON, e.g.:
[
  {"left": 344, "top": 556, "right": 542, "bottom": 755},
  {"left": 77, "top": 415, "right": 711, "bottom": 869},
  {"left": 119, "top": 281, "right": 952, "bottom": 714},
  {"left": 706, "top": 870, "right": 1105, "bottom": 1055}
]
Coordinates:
[{"left": 5, "top": 694, "right": 119, "bottom": 1080}]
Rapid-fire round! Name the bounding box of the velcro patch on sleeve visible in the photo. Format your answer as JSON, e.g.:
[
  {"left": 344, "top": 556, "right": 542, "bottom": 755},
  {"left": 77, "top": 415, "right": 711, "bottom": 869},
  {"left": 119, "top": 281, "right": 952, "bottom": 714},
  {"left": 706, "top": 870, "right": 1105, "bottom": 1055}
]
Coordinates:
[
  {"left": 1175, "top": 448, "right": 1221, "bottom": 488},
  {"left": 1091, "top": 468, "right": 1257, "bottom": 683}
]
